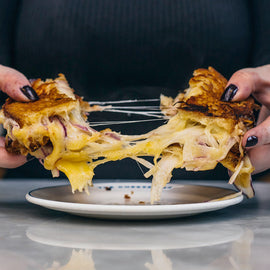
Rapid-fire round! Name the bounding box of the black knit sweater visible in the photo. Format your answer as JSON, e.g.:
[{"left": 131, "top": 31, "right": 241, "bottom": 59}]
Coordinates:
[{"left": 1, "top": 0, "right": 270, "bottom": 179}]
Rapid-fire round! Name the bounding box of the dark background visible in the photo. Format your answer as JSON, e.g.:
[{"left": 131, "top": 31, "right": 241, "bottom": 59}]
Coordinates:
[{"left": 0, "top": 0, "right": 270, "bottom": 181}]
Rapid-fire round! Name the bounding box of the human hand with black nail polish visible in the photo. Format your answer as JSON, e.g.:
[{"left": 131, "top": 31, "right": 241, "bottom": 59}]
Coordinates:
[
  {"left": 221, "top": 64, "right": 270, "bottom": 174},
  {"left": 0, "top": 64, "right": 39, "bottom": 168}
]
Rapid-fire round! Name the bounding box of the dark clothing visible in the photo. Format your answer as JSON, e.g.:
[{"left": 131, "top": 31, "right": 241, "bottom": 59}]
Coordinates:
[{"left": 1, "top": 0, "right": 270, "bottom": 179}]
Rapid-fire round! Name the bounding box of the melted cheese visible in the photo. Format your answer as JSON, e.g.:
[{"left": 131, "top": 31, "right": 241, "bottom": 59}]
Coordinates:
[
  {"left": 56, "top": 160, "right": 94, "bottom": 192},
  {"left": 4, "top": 104, "right": 253, "bottom": 203}
]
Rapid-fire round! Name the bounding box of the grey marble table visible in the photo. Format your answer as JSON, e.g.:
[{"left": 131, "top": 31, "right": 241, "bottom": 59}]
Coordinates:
[{"left": 0, "top": 179, "right": 269, "bottom": 270}]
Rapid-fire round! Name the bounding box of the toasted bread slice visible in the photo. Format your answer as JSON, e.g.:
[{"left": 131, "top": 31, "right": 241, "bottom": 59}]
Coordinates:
[
  {"left": 2, "top": 75, "right": 78, "bottom": 127},
  {"left": 179, "top": 67, "right": 256, "bottom": 128},
  {"left": 162, "top": 67, "right": 256, "bottom": 128}
]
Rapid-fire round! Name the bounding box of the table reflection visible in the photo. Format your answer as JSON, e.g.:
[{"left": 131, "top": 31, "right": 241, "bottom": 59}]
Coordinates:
[
  {"left": 40, "top": 230, "right": 253, "bottom": 270},
  {"left": 145, "top": 250, "right": 173, "bottom": 270},
  {"left": 24, "top": 217, "right": 254, "bottom": 270},
  {"left": 46, "top": 250, "right": 95, "bottom": 270},
  {"left": 26, "top": 218, "right": 244, "bottom": 250}
]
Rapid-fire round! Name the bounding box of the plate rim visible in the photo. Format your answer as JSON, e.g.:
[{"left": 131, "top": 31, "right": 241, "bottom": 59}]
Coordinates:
[{"left": 25, "top": 182, "right": 244, "bottom": 214}]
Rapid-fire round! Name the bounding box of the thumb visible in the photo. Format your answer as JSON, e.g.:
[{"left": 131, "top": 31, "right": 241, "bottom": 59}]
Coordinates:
[{"left": 0, "top": 65, "right": 39, "bottom": 102}]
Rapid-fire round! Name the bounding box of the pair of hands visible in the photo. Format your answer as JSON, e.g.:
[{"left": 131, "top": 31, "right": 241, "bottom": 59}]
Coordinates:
[{"left": 0, "top": 64, "right": 270, "bottom": 175}]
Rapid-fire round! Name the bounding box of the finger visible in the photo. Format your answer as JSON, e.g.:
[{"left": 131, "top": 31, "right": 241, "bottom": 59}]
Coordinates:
[
  {"left": 0, "top": 65, "right": 39, "bottom": 102},
  {"left": 247, "top": 145, "right": 270, "bottom": 174},
  {"left": 0, "top": 137, "right": 26, "bottom": 168},
  {"left": 257, "top": 105, "right": 270, "bottom": 125},
  {"left": 242, "top": 115, "right": 270, "bottom": 148},
  {"left": 221, "top": 65, "right": 270, "bottom": 105}
]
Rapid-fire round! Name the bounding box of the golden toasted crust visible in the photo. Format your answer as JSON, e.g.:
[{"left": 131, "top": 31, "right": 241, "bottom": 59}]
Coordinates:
[
  {"left": 2, "top": 74, "right": 84, "bottom": 127},
  {"left": 175, "top": 67, "right": 258, "bottom": 128},
  {"left": 5, "top": 134, "right": 51, "bottom": 155}
]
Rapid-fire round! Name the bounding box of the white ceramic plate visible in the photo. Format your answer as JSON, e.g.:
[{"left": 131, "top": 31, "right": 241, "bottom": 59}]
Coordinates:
[{"left": 26, "top": 181, "right": 243, "bottom": 220}]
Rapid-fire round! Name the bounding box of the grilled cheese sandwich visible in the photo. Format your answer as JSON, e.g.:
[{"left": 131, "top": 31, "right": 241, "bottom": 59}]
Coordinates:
[{"left": 0, "top": 68, "right": 258, "bottom": 203}]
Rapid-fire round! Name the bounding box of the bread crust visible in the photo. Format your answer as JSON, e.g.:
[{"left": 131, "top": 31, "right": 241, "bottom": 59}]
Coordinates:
[
  {"left": 2, "top": 74, "right": 81, "bottom": 127},
  {"left": 177, "top": 67, "right": 257, "bottom": 127}
]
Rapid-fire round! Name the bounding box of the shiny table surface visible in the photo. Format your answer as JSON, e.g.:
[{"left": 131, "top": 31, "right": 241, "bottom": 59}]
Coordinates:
[{"left": 0, "top": 179, "right": 269, "bottom": 270}]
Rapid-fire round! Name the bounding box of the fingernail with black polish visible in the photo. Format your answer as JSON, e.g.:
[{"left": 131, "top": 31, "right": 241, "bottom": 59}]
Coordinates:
[
  {"left": 245, "top": 136, "right": 258, "bottom": 147},
  {"left": 20, "top": 85, "right": 39, "bottom": 101},
  {"left": 221, "top": 84, "right": 238, "bottom": 101}
]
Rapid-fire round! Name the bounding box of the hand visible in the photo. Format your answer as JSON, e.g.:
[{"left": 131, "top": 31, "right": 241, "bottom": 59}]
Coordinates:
[
  {"left": 222, "top": 64, "right": 270, "bottom": 174},
  {"left": 0, "top": 64, "right": 39, "bottom": 168}
]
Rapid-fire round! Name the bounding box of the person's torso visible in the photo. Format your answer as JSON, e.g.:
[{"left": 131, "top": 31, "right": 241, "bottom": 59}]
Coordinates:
[{"left": 13, "top": 0, "right": 251, "bottom": 100}]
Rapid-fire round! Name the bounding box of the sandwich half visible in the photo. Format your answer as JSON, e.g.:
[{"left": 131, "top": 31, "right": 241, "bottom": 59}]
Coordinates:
[
  {"left": 0, "top": 68, "right": 258, "bottom": 203},
  {"left": 0, "top": 74, "right": 125, "bottom": 192},
  {"left": 157, "top": 67, "right": 258, "bottom": 199}
]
